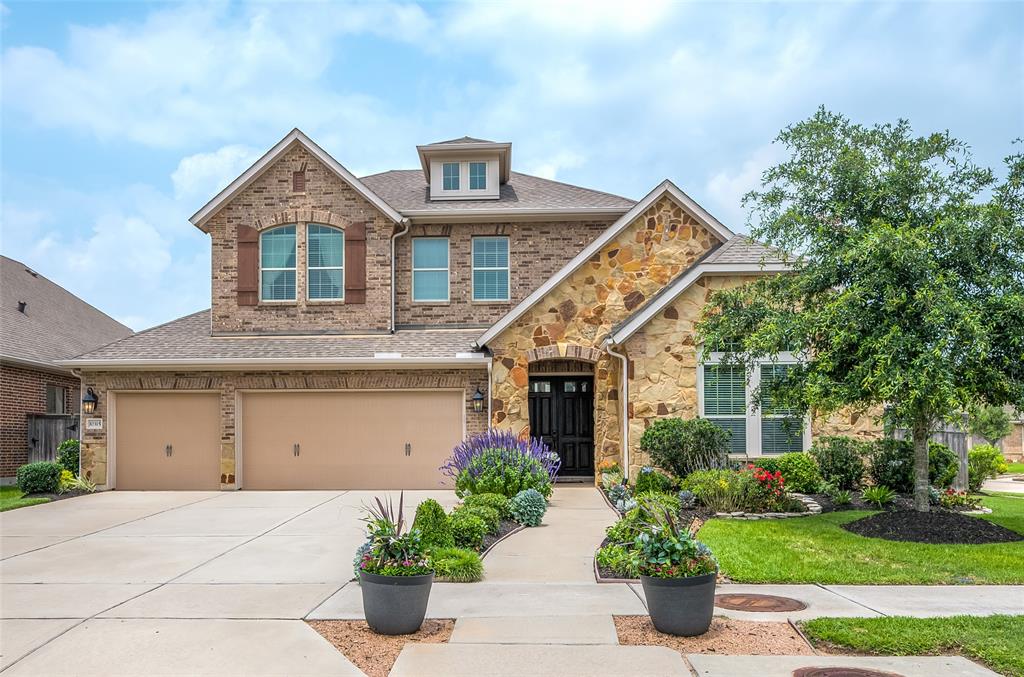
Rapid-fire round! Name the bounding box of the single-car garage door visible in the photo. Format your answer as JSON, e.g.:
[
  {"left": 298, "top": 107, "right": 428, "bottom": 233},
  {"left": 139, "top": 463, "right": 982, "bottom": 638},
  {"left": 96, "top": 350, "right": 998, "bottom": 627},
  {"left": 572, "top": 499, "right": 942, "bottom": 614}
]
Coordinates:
[
  {"left": 114, "top": 392, "right": 221, "bottom": 490},
  {"left": 241, "top": 390, "right": 464, "bottom": 490}
]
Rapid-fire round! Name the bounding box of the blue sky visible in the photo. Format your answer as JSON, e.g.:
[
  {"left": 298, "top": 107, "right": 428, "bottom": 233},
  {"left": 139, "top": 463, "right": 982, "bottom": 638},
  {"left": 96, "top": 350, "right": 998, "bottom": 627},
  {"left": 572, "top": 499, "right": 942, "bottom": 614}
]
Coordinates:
[{"left": 1, "top": 1, "right": 1021, "bottom": 330}]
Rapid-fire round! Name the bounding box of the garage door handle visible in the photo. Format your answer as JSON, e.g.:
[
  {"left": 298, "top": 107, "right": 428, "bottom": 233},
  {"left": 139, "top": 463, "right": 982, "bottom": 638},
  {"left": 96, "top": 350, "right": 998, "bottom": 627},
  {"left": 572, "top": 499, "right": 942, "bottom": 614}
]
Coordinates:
[
  {"left": 405, "top": 443, "right": 411, "bottom": 457},
  {"left": 165, "top": 444, "right": 173, "bottom": 457},
  {"left": 293, "top": 443, "right": 300, "bottom": 457}
]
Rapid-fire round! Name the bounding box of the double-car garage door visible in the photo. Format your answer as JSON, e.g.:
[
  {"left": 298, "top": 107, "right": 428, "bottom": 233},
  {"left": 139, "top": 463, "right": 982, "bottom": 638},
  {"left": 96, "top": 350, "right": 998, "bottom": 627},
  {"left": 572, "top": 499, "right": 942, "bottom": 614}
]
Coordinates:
[{"left": 113, "top": 390, "right": 463, "bottom": 490}]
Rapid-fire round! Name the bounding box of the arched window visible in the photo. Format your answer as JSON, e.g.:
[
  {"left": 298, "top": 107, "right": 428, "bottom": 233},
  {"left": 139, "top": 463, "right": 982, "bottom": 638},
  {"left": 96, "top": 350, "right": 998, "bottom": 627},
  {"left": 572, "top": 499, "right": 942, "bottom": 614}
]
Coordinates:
[
  {"left": 306, "top": 224, "right": 344, "bottom": 300},
  {"left": 260, "top": 225, "right": 296, "bottom": 301}
]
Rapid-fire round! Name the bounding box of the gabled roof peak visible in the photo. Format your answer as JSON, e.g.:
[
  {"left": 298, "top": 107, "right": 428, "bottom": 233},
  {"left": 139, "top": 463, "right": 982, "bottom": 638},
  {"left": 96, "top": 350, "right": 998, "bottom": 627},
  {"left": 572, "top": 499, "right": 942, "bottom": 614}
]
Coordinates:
[{"left": 425, "top": 136, "right": 496, "bottom": 146}]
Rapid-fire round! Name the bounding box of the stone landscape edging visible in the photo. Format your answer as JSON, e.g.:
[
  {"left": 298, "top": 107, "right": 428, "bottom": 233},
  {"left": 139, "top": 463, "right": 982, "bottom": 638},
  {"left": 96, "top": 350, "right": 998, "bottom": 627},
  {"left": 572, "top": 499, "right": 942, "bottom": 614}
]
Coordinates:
[{"left": 713, "top": 494, "right": 822, "bottom": 520}]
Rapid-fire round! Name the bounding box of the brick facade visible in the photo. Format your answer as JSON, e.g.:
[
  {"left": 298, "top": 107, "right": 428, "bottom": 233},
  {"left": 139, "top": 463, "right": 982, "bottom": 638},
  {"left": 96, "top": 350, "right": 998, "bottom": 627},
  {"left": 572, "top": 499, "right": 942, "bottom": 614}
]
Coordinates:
[
  {"left": 394, "top": 220, "right": 613, "bottom": 327},
  {"left": 1, "top": 364, "right": 79, "bottom": 478},
  {"left": 207, "top": 145, "right": 395, "bottom": 334},
  {"left": 79, "top": 367, "right": 488, "bottom": 488}
]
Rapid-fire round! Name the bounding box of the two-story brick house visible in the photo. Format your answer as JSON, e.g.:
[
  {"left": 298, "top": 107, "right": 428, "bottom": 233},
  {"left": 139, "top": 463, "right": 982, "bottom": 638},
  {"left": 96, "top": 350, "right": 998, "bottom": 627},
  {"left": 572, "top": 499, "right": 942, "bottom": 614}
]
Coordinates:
[{"left": 65, "top": 130, "right": 878, "bottom": 491}]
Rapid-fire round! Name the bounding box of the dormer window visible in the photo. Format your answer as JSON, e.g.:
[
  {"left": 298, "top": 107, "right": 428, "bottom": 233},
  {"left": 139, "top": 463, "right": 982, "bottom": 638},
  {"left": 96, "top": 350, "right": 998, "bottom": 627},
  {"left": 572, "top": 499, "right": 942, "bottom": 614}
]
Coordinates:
[
  {"left": 442, "top": 162, "right": 460, "bottom": 191},
  {"left": 469, "top": 162, "right": 487, "bottom": 190},
  {"left": 416, "top": 137, "right": 511, "bottom": 201}
]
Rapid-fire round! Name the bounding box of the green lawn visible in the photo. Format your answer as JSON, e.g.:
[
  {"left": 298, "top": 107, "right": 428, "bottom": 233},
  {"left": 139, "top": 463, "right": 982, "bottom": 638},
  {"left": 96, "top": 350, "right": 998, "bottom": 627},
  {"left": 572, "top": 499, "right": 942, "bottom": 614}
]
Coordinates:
[
  {"left": 1005, "top": 461, "right": 1024, "bottom": 475},
  {"left": 801, "top": 615, "right": 1024, "bottom": 676},
  {"left": 0, "top": 486, "right": 50, "bottom": 512},
  {"left": 697, "top": 494, "right": 1024, "bottom": 584}
]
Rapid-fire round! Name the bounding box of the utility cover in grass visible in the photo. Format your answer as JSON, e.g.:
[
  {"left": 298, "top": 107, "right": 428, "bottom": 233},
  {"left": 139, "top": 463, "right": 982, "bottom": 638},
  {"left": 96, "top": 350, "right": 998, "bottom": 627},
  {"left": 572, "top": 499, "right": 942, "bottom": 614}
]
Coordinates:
[{"left": 842, "top": 510, "right": 1023, "bottom": 544}]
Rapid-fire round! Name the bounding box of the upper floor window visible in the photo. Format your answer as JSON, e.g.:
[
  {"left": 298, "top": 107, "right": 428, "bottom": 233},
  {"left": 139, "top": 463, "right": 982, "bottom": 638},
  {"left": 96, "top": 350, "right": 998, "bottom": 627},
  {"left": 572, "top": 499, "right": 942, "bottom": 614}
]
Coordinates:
[
  {"left": 260, "top": 225, "right": 296, "bottom": 301},
  {"left": 469, "top": 162, "right": 487, "bottom": 190},
  {"left": 307, "top": 224, "right": 344, "bottom": 301},
  {"left": 442, "top": 163, "right": 460, "bottom": 191},
  {"left": 45, "top": 385, "right": 67, "bottom": 414},
  {"left": 472, "top": 236, "right": 510, "bottom": 301},
  {"left": 412, "top": 237, "right": 449, "bottom": 302}
]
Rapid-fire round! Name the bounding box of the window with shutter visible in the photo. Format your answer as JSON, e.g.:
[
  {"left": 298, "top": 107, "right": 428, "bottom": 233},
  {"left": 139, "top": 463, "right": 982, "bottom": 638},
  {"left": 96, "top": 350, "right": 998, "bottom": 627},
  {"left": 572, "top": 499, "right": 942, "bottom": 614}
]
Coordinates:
[
  {"left": 759, "top": 364, "right": 803, "bottom": 454},
  {"left": 702, "top": 364, "right": 747, "bottom": 453}
]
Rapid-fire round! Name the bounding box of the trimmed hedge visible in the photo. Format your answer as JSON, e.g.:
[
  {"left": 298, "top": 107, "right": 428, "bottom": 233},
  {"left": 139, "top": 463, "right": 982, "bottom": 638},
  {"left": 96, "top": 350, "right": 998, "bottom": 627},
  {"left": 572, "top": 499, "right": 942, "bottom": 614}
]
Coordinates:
[
  {"left": 16, "top": 461, "right": 62, "bottom": 494},
  {"left": 412, "top": 499, "right": 454, "bottom": 549},
  {"left": 449, "top": 510, "right": 487, "bottom": 550}
]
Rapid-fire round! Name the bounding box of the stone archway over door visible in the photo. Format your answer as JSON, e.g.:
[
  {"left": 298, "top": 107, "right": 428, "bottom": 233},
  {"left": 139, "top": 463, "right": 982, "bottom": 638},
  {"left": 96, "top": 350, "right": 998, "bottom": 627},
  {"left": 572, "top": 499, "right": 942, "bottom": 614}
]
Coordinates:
[{"left": 528, "top": 361, "right": 595, "bottom": 477}]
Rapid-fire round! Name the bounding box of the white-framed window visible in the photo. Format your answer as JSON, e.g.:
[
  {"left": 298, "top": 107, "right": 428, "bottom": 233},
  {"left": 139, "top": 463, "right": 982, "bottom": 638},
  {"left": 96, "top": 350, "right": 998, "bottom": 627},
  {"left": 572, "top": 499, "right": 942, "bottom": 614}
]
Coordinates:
[
  {"left": 442, "top": 162, "right": 460, "bottom": 191},
  {"left": 260, "top": 225, "right": 297, "bottom": 301},
  {"left": 412, "top": 237, "right": 449, "bottom": 302},
  {"left": 306, "top": 224, "right": 344, "bottom": 301},
  {"left": 469, "top": 162, "right": 487, "bottom": 190},
  {"left": 698, "top": 351, "right": 808, "bottom": 456},
  {"left": 472, "top": 236, "right": 510, "bottom": 301}
]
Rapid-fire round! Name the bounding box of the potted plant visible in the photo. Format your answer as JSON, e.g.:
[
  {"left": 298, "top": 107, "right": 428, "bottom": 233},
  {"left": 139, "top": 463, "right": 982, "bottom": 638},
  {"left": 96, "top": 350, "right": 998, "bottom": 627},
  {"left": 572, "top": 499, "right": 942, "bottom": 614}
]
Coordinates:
[
  {"left": 634, "top": 496, "right": 718, "bottom": 636},
  {"left": 357, "top": 492, "right": 434, "bottom": 635}
]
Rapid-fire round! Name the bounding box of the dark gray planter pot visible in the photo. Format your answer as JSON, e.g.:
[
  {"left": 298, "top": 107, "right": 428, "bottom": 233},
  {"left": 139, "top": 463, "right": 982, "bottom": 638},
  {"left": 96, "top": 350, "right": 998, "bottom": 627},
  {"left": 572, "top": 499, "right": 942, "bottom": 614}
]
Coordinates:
[
  {"left": 359, "top": 571, "right": 433, "bottom": 635},
  {"left": 640, "top": 571, "right": 716, "bottom": 636}
]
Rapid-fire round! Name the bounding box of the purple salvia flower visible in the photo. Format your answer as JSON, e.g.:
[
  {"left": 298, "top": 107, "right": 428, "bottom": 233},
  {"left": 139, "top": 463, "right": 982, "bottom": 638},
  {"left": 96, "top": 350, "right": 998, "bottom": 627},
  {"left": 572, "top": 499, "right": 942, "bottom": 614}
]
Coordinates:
[{"left": 440, "top": 429, "right": 561, "bottom": 481}]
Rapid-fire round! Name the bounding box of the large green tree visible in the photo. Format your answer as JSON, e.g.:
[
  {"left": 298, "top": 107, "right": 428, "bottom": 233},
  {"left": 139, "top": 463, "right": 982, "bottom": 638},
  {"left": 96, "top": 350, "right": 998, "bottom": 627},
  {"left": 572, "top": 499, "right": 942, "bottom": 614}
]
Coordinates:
[{"left": 697, "top": 109, "right": 1024, "bottom": 511}]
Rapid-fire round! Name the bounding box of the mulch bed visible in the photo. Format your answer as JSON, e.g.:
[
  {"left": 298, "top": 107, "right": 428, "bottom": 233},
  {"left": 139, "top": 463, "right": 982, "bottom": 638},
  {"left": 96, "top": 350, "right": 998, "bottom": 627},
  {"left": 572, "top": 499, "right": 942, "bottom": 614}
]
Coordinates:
[
  {"left": 308, "top": 619, "right": 453, "bottom": 677},
  {"left": 841, "top": 509, "right": 1023, "bottom": 544},
  {"left": 21, "top": 489, "right": 93, "bottom": 503},
  {"left": 480, "top": 519, "right": 521, "bottom": 554},
  {"left": 614, "top": 615, "right": 814, "bottom": 655}
]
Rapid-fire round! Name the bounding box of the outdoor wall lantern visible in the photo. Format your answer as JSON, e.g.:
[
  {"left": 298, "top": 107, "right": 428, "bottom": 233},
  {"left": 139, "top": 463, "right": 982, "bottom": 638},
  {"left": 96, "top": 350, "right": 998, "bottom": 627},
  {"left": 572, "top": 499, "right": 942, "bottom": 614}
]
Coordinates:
[
  {"left": 82, "top": 388, "right": 99, "bottom": 415},
  {"left": 472, "top": 388, "right": 485, "bottom": 413}
]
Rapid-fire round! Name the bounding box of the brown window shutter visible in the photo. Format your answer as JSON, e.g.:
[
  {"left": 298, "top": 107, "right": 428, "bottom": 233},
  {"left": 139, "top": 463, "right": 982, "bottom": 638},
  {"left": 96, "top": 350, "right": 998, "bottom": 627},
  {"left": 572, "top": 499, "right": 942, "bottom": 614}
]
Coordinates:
[
  {"left": 344, "top": 221, "right": 367, "bottom": 304},
  {"left": 237, "top": 225, "right": 259, "bottom": 306}
]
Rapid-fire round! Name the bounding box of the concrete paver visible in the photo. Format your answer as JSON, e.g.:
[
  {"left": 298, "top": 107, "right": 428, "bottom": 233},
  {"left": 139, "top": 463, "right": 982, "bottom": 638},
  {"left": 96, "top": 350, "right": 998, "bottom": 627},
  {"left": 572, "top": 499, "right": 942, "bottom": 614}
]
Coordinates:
[
  {"left": 100, "top": 583, "right": 340, "bottom": 619},
  {"left": 1, "top": 583, "right": 155, "bottom": 619},
  {"left": 1, "top": 618, "right": 362, "bottom": 676},
  {"left": 307, "top": 581, "right": 648, "bottom": 619},
  {"left": 0, "top": 619, "right": 79, "bottom": 670},
  {"left": 449, "top": 614, "right": 618, "bottom": 645},
  {"left": 686, "top": 654, "right": 998, "bottom": 676},
  {"left": 825, "top": 584, "right": 1024, "bottom": 617},
  {"left": 630, "top": 583, "right": 883, "bottom": 620},
  {"left": 390, "top": 643, "right": 688, "bottom": 676},
  {"left": 0, "top": 535, "right": 247, "bottom": 583}
]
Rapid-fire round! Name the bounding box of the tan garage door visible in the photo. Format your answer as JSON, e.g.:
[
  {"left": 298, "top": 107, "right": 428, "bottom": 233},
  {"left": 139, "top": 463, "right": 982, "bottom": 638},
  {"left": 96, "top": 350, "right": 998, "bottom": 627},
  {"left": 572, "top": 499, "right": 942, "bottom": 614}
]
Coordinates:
[
  {"left": 114, "top": 392, "right": 221, "bottom": 490},
  {"left": 241, "top": 390, "right": 464, "bottom": 490}
]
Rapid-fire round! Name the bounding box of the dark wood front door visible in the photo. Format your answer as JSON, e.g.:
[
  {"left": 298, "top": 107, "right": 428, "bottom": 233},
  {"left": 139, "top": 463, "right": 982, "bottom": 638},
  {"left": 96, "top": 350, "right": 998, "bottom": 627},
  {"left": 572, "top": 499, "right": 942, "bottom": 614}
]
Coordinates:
[{"left": 528, "top": 376, "right": 594, "bottom": 476}]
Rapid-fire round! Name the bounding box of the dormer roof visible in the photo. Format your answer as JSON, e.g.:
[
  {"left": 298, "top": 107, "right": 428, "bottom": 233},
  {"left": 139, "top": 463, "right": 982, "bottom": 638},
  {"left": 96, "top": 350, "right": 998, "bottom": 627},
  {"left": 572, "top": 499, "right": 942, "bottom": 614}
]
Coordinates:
[{"left": 416, "top": 137, "right": 512, "bottom": 185}]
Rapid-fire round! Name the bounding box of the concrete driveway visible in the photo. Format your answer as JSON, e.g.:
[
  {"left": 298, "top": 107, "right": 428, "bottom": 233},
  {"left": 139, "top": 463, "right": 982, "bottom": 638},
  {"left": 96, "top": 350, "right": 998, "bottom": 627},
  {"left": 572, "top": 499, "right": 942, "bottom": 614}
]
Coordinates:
[{"left": 0, "top": 489, "right": 458, "bottom": 675}]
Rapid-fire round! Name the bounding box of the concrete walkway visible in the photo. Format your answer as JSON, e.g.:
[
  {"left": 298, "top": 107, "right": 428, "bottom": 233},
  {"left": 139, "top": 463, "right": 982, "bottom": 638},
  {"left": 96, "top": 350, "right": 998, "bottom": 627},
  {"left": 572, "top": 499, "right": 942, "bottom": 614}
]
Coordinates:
[{"left": 984, "top": 475, "right": 1024, "bottom": 493}]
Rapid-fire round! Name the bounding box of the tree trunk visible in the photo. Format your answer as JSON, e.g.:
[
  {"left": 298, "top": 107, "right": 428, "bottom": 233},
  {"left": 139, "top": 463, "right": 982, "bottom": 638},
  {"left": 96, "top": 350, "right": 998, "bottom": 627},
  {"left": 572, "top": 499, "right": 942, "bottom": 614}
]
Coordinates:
[{"left": 912, "top": 416, "right": 931, "bottom": 512}]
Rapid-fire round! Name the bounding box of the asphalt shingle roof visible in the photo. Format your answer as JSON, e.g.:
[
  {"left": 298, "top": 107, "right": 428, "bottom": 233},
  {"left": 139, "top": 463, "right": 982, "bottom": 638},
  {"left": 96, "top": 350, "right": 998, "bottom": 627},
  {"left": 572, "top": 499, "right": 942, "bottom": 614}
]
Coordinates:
[
  {"left": 360, "top": 169, "right": 635, "bottom": 213},
  {"left": 65, "top": 310, "right": 482, "bottom": 363},
  {"left": 0, "top": 256, "right": 133, "bottom": 369},
  {"left": 703, "top": 235, "right": 787, "bottom": 264}
]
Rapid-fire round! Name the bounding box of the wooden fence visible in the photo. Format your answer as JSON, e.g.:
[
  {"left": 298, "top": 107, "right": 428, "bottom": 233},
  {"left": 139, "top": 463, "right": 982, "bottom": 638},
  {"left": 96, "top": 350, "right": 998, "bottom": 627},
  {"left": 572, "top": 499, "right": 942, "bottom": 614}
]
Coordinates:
[{"left": 27, "top": 414, "right": 79, "bottom": 463}]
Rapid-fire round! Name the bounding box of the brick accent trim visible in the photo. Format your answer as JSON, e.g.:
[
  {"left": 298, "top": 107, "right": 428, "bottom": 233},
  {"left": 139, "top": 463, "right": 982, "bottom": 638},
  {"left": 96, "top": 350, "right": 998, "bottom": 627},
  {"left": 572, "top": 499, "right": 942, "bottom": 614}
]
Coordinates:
[
  {"left": 525, "top": 344, "right": 603, "bottom": 364},
  {"left": 253, "top": 209, "right": 352, "bottom": 232}
]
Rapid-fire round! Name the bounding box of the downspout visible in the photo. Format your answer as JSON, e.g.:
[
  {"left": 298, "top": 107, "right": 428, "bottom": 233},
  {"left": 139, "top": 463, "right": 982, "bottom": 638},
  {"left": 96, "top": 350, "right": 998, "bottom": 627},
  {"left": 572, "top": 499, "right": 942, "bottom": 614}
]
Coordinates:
[
  {"left": 389, "top": 219, "right": 411, "bottom": 333},
  {"left": 71, "top": 368, "right": 84, "bottom": 478},
  {"left": 606, "top": 342, "right": 630, "bottom": 482},
  {"left": 487, "top": 359, "right": 493, "bottom": 432}
]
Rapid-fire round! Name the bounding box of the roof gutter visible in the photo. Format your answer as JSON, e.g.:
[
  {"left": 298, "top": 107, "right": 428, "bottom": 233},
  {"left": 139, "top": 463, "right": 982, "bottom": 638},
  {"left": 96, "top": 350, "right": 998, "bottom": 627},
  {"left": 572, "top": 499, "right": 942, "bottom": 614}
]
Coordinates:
[
  {"left": 1, "top": 355, "right": 75, "bottom": 376},
  {"left": 401, "top": 207, "right": 630, "bottom": 224},
  {"left": 57, "top": 356, "right": 492, "bottom": 371}
]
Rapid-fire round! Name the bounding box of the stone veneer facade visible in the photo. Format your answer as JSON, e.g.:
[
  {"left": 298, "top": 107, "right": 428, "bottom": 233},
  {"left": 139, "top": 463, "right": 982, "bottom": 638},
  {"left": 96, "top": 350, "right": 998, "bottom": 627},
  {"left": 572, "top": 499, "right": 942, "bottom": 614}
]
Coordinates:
[
  {"left": 79, "top": 368, "right": 488, "bottom": 488},
  {"left": 487, "top": 194, "right": 720, "bottom": 470},
  {"left": 207, "top": 144, "right": 394, "bottom": 334}
]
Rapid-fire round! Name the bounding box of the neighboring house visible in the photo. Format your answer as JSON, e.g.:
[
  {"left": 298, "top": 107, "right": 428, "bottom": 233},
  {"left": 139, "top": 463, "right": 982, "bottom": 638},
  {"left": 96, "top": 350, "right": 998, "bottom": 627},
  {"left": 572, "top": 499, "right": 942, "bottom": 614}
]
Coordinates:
[
  {"left": 0, "top": 257, "right": 133, "bottom": 481},
  {"left": 64, "top": 130, "right": 879, "bottom": 491}
]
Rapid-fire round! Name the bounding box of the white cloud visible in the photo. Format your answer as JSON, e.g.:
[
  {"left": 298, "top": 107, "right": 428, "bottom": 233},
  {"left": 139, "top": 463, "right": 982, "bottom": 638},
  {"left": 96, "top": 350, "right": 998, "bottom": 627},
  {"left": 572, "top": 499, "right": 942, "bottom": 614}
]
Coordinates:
[
  {"left": 705, "top": 145, "right": 786, "bottom": 232},
  {"left": 172, "top": 145, "right": 261, "bottom": 201}
]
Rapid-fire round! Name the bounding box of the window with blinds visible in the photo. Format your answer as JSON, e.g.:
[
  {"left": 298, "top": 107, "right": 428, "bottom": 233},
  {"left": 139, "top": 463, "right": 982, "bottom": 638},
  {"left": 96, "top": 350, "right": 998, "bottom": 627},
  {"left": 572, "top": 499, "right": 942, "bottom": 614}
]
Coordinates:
[
  {"left": 703, "top": 364, "right": 747, "bottom": 453},
  {"left": 472, "top": 236, "right": 510, "bottom": 301},
  {"left": 760, "top": 364, "right": 803, "bottom": 454}
]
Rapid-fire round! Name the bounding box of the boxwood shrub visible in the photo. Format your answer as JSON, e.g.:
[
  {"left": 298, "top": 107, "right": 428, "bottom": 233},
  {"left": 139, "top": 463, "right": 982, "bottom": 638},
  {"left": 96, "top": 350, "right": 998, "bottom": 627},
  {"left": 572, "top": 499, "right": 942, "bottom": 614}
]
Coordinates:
[
  {"left": 809, "top": 436, "right": 867, "bottom": 490},
  {"left": 770, "top": 452, "right": 823, "bottom": 493},
  {"left": 56, "top": 439, "right": 80, "bottom": 475},
  {"left": 16, "top": 461, "right": 62, "bottom": 494},
  {"left": 412, "top": 499, "right": 454, "bottom": 549},
  {"left": 462, "top": 492, "right": 511, "bottom": 520},
  {"left": 449, "top": 510, "right": 487, "bottom": 550},
  {"left": 634, "top": 466, "right": 676, "bottom": 494}
]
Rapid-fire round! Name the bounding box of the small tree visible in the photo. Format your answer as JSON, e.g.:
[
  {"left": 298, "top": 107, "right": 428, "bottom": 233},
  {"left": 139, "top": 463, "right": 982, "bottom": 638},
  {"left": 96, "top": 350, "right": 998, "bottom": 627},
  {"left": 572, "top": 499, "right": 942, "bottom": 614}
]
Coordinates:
[
  {"left": 967, "top": 405, "right": 1013, "bottom": 446},
  {"left": 697, "top": 109, "right": 1024, "bottom": 512}
]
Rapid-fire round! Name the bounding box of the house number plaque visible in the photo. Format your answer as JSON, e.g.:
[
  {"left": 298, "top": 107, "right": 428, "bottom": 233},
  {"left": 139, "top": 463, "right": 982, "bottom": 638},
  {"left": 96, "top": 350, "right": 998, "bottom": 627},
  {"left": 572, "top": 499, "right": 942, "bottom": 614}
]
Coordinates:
[{"left": 85, "top": 418, "right": 104, "bottom": 431}]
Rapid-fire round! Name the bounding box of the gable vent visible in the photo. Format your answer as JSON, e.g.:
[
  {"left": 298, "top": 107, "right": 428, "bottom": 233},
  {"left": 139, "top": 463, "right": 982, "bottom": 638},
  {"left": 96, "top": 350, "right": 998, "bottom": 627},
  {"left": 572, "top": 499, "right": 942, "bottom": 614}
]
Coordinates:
[
  {"left": 293, "top": 162, "right": 307, "bottom": 193},
  {"left": 17, "top": 301, "right": 27, "bottom": 313}
]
